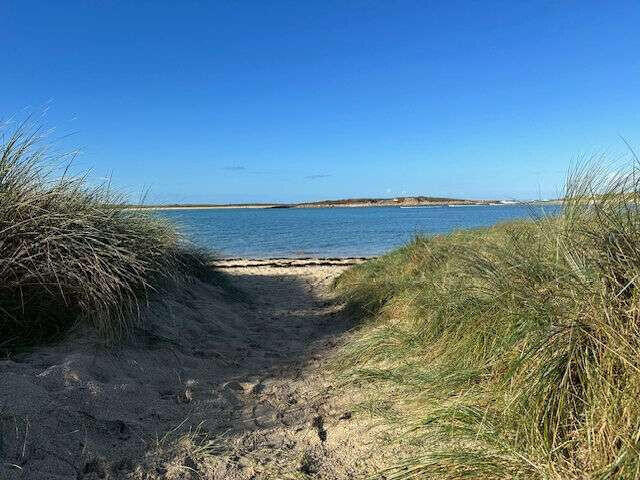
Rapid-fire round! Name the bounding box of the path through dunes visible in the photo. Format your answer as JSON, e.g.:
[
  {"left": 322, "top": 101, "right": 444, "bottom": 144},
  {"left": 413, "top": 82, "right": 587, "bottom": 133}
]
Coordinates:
[
  {"left": 205, "top": 260, "right": 373, "bottom": 479},
  {"left": 0, "top": 259, "right": 398, "bottom": 479},
  {"left": 206, "top": 258, "right": 381, "bottom": 479}
]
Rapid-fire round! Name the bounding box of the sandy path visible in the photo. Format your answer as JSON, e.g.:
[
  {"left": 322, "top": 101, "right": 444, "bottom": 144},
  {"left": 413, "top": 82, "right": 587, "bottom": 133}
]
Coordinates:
[
  {"left": 1, "top": 259, "right": 388, "bottom": 480},
  {"left": 207, "top": 258, "right": 377, "bottom": 479}
]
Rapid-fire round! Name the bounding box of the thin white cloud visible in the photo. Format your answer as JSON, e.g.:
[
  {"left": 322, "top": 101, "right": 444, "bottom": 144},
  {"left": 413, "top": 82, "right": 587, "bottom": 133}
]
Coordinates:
[{"left": 305, "top": 174, "right": 332, "bottom": 180}]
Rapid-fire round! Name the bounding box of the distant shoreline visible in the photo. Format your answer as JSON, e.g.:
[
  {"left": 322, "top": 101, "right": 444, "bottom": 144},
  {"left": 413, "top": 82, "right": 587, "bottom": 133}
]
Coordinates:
[
  {"left": 130, "top": 204, "right": 283, "bottom": 211},
  {"left": 131, "top": 202, "right": 556, "bottom": 211},
  {"left": 127, "top": 197, "right": 558, "bottom": 211}
]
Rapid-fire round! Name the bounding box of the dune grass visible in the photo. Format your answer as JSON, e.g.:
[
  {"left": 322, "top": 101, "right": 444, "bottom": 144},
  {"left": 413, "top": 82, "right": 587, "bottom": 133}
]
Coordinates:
[
  {"left": 334, "top": 160, "right": 640, "bottom": 479},
  {"left": 0, "top": 120, "right": 217, "bottom": 351}
]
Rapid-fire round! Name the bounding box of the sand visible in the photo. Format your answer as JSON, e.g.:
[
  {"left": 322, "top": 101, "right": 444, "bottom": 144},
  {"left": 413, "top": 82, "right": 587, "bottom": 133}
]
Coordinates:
[{"left": 0, "top": 258, "right": 397, "bottom": 479}]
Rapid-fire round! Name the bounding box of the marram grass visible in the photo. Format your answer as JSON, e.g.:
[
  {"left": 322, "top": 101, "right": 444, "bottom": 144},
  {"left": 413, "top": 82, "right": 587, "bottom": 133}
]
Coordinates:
[
  {"left": 0, "top": 120, "right": 214, "bottom": 350},
  {"left": 334, "top": 160, "right": 640, "bottom": 479}
]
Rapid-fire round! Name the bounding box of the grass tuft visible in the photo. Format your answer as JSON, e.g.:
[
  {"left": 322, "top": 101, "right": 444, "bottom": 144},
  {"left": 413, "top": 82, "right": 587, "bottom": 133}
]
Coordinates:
[
  {"left": 0, "top": 119, "right": 217, "bottom": 350},
  {"left": 335, "top": 156, "right": 640, "bottom": 479}
]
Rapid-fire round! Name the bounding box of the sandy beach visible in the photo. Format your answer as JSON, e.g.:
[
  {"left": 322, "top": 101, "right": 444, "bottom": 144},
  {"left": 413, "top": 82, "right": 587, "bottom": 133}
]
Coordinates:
[{"left": 0, "top": 258, "right": 404, "bottom": 479}]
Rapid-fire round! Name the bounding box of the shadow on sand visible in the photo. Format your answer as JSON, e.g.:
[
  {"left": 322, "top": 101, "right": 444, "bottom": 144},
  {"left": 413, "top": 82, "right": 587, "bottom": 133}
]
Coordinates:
[{"left": 0, "top": 264, "right": 360, "bottom": 479}]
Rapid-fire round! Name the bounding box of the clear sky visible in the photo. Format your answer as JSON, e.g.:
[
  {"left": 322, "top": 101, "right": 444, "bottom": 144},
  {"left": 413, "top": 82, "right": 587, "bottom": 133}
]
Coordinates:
[{"left": 2, "top": 1, "right": 639, "bottom": 203}]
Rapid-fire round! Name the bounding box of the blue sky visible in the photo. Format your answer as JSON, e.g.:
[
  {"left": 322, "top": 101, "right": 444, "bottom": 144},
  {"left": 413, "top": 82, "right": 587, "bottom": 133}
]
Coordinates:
[{"left": 2, "top": 1, "right": 639, "bottom": 203}]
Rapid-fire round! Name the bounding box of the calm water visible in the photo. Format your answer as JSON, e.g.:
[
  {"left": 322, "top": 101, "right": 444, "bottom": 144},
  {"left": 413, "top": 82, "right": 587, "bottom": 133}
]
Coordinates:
[{"left": 156, "top": 204, "right": 561, "bottom": 258}]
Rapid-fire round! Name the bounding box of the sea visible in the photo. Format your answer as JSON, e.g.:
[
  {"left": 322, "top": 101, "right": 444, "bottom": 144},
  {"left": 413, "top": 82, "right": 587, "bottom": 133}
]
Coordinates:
[{"left": 155, "top": 204, "right": 562, "bottom": 258}]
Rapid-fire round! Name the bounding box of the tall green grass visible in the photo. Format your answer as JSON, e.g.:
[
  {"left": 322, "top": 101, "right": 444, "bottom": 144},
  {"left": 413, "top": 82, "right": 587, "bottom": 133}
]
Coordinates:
[
  {"left": 335, "top": 160, "right": 640, "bottom": 479},
  {"left": 0, "top": 120, "right": 214, "bottom": 350}
]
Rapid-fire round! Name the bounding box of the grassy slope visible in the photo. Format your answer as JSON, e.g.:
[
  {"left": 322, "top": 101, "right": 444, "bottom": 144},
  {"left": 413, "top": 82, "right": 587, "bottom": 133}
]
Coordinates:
[{"left": 334, "top": 165, "right": 640, "bottom": 479}]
